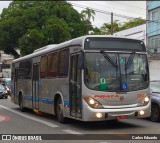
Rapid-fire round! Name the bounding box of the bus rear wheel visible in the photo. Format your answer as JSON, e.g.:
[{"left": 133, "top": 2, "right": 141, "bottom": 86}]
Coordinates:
[{"left": 56, "top": 97, "right": 66, "bottom": 123}]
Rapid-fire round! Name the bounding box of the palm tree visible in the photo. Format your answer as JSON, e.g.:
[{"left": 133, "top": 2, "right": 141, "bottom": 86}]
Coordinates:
[
  {"left": 100, "top": 20, "right": 121, "bottom": 35},
  {"left": 81, "top": 8, "right": 95, "bottom": 34},
  {"left": 81, "top": 8, "right": 95, "bottom": 22}
]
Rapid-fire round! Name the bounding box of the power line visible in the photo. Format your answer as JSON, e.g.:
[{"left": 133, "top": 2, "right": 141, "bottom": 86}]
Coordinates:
[
  {"left": 111, "top": 1, "right": 146, "bottom": 11},
  {"left": 69, "top": 2, "right": 142, "bottom": 20},
  {"left": 91, "top": 1, "right": 146, "bottom": 17}
]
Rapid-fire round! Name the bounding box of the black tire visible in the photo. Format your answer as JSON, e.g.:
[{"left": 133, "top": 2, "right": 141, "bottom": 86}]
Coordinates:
[
  {"left": 150, "top": 104, "right": 160, "bottom": 122},
  {"left": 3, "top": 96, "right": 7, "bottom": 99},
  {"left": 19, "top": 95, "right": 26, "bottom": 112},
  {"left": 56, "top": 97, "right": 66, "bottom": 123}
]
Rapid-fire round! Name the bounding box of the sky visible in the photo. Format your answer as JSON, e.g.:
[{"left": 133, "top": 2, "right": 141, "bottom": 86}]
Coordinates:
[{"left": 0, "top": 1, "right": 146, "bottom": 28}]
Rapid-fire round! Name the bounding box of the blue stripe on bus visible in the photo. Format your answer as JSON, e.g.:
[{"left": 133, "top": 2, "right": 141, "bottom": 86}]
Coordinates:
[
  {"left": 64, "top": 101, "right": 69, "bottom": 106},
  {"left": 24, "top": 96, "right": 32, "bottom": 100},
  {"left": 24, "top": 96, "right": 54, "bottom": 104},
  {"left": 24, "top": 96, "right": 69, "bottom": 105}
]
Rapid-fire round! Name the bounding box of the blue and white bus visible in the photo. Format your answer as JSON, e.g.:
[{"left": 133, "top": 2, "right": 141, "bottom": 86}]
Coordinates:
[{"left": 11, "top": 35, "right": 151, "bottom": 123}]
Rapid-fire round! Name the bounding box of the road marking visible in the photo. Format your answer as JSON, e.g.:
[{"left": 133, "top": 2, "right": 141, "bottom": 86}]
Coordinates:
[
  {"left": 0, "top": 114, "right": 10, "bottom": 122},
  {"left": 62, "top": 129, "right": 83, "bottom": 135},
  {"left": 0, "top": 105, "right": 59, "bottom": 128},
  {"left": 0, "top": 116, "right": 5, "bottom": 121}
]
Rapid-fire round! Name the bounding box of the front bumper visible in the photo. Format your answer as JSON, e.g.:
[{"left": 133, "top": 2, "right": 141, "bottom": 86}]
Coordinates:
[
  {"left": 82, "top": 100, "right": 151, "bottom": 121},
  {"left": 0, "top": 93, "right": 8, "bottom": 98}
]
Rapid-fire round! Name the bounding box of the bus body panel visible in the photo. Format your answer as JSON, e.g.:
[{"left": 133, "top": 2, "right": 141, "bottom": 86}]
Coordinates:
[
  {"left": 19, "top": 79, "right": 32, "bottom": 109},
  {"left": 38, "top": 78, "right": 69, "bottom": 114}
]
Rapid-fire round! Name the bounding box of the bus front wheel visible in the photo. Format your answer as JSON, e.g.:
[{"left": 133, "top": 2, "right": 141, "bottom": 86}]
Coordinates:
[
  {"left": 56, "top": 97, "right": 66, "bottom": 123},
  {"left": 150, "top": 104, "right": 160, "bottom": 122}
]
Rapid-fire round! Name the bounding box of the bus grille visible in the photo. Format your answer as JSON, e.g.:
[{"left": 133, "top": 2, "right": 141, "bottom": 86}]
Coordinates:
[{"left": 109, "top": 111, "right": 135, "bottom": 116}]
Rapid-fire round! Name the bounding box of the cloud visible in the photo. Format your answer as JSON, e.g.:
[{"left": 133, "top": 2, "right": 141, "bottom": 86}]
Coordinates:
[{"left": 0, "top": 1, "right": 11, "bottom": 14}]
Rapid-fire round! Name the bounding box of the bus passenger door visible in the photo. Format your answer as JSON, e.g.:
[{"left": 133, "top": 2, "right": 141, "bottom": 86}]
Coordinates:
[
  {"left": 14, "top": 68, "right": 19, "bottom": 103},
  {"left": 70, "top": 53, "right": 82, "bottom": 118},
  {"left": 32, "top": 63, "right": 39, "bottom": 109}
]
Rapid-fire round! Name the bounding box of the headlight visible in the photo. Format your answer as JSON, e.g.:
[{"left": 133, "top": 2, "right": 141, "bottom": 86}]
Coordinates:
[
  {"left": 138, "top": 96, "right": 150, "bottom": 106},
  {"left": 6, "top": 88, "right": 10, "bottom": 91},
  {"left": 4, "top": 90, "right": 8, "bottom": 94},
  {"left": 84, "top": 96, "right": 103, "bottom": 109}
]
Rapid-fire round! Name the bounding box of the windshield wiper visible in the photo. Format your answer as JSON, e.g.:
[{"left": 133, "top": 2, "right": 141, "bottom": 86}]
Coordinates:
[
  {"left": 100, "top": 51, "right": 117, "bottom": 67},
  {"left": 125, "top": 52, "right": 135, "bottom": 70},
  {"left": 152, "top": 91, "right": 160, "bottom": 94}
]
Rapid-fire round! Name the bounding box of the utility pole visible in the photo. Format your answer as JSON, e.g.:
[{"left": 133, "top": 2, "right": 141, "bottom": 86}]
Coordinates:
[{"left": 111, "top": 12, "right": 113, "bottom": 35}]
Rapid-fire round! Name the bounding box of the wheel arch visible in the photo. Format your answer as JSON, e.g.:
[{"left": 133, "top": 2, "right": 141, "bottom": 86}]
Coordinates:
[{"left": 54, "top": 91, "right": 64, "bottom": 116}]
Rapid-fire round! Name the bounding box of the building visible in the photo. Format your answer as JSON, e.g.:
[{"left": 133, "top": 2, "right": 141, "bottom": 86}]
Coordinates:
[
  {"left": 147, "top": 1, "right": 160, "bottom": 55},
  {"left": 113, "top": 24, "right": 146, "bottom": 45},
  {"left": 0, "top": 51, "right": 13, "bottom": 78},
  {"left": 0, "top": 50, "right": 20, "bottom": 78}
]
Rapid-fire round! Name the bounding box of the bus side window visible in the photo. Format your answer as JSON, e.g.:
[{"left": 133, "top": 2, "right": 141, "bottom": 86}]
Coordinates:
[
  {"left": 19, "top": 61, "right": 25, "bottom": 79},
  {"left": 40, "top": 55, "right": 47, "bottom": 78},
  {"left": 58, "top": 49, "right": 69, "bottom": 77},
  {"left": 25, "top": 60, "right": 32, "bottom": 79},
  {"left": 47, "top": 52, "right": 58, "bottom": 77}
]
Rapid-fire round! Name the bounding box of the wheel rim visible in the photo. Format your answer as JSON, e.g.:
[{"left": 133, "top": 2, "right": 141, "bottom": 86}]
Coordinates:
[{"left": 151, "top": 105, "right": 159, "bottom": 122}]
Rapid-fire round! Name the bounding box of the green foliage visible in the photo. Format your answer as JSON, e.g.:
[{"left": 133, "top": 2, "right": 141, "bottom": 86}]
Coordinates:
[
  {"left": 120, "top": 18, "right": 145, "bottom": 30},
  {"left": 81, "top": 8, "right": 95, "bottom": 22},
  {"left": 0, "top": 1, "right": 86, "bottom": 57},
  {"left": 91, "top": 18, "right": 145, "bottom": 35},
  {"left": 100, "top": 20, "right": 121, "bottom": 35},
  {"left": 80, "top": 8, "right": 95, "bottom": 34},
  {"left": 90, "top": 27, "right": 104, "bottom": 35},
  {"left": 18, "top": 29, "right": 46, "bottom": 56},
  {"left": 43, "top": 16, "right": 71, "bottom": 44}
]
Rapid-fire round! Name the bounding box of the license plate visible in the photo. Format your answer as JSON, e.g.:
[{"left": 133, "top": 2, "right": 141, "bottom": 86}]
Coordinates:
[{"left": 116, "top": 115, "right": 128, "bottom": 119}]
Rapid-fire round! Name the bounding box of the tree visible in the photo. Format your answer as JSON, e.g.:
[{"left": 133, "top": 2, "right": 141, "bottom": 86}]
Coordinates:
[
  {"left": 92, "top": 18, "right": 145, "bottom": 35},
  {"left": 90, "top": 27, "right": 104, "bottom": 35},
  {"left": 120, "top": 18, "right": 145, "bottom": 30},
  {"left": 81, "top": 8, "right": 95, "bottom": 34},
  {"left": 0, "top": 1, "right": 86, "bottom": 57},
  {"left": 81, "top": 8, "right": 95, "bottom": 22},
  {"left": 18, "top": 29, "right": 46, "bottom": 56},
  {"left": 100, "top": 20, "right": 121, "bottom": 35}
]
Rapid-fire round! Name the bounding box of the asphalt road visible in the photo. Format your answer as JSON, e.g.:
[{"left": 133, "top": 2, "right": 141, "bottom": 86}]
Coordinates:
[{"left": 0, "top": 98, "right": 160, "bottom": 143}]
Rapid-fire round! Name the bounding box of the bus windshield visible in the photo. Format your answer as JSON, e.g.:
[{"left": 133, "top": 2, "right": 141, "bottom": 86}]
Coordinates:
[{"left": 84, "top": 52, "right": 149, "bottom": 92}]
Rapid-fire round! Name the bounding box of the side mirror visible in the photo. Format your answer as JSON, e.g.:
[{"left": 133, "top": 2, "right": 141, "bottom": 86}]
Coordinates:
[{"left": 78, "top": 53, "right": 84, "bottom": 69}]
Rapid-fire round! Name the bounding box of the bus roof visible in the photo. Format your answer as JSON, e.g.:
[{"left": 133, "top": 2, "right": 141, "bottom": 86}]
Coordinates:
[{"left": 13, "top": 35, "right": 143, "bottom": 63}]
